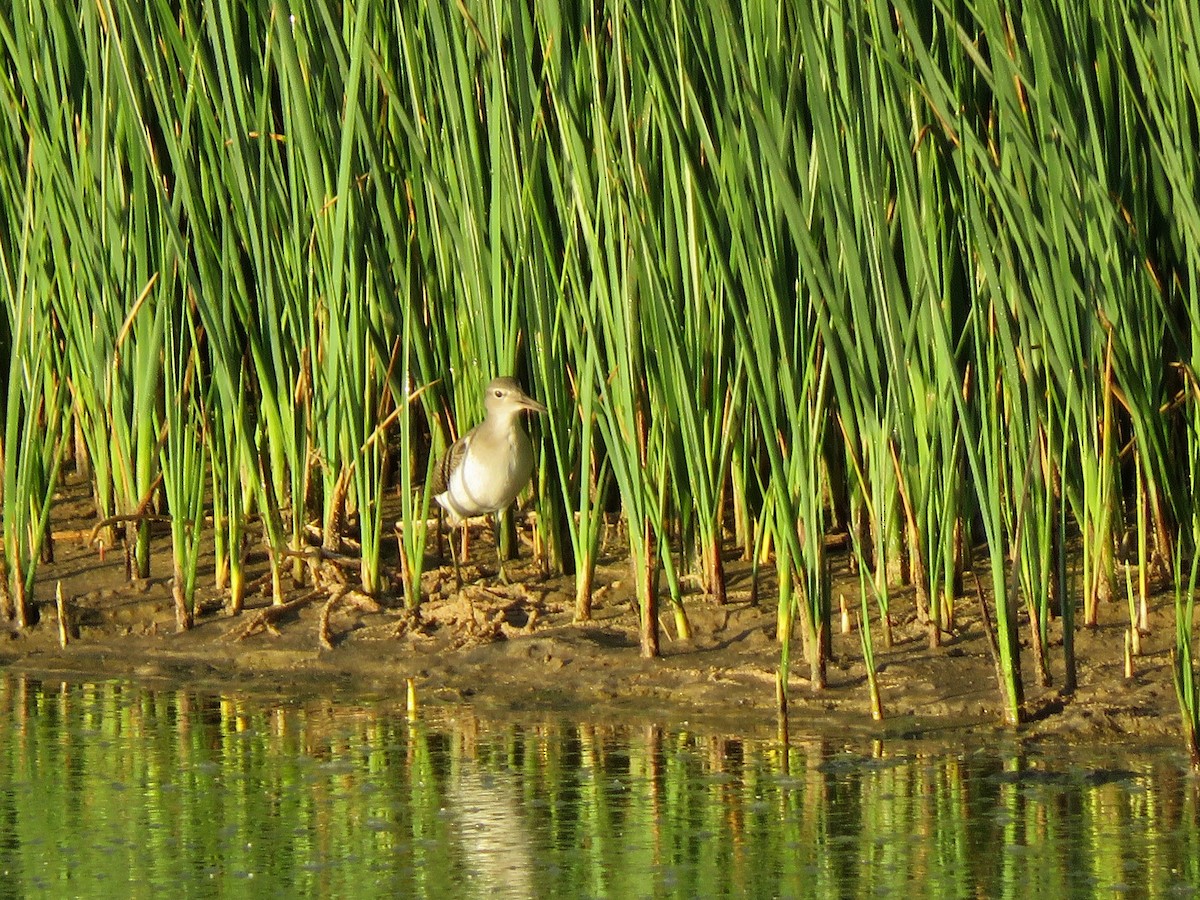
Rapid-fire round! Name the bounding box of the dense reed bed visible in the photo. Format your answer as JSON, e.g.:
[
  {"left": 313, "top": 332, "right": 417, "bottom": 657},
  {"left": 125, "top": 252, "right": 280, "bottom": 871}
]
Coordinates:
[{"left": 1, "top": 1, "right": 1199, "bottom": 749}]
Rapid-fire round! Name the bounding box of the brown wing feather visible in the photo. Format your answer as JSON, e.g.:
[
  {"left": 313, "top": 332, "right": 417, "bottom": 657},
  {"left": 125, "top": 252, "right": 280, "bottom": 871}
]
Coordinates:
[{"left": 431, "top": 432, "right": 470, "bottom": 495}]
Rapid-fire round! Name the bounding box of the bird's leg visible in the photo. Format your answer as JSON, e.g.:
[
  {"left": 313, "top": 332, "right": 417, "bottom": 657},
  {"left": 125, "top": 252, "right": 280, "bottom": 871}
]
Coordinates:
[
  {"left": 450, "top": 525, "right": 479, "bottom": 629},
  {"left": 449, "top": 524, "right": 464, "bottom": 594},
  {"left": 493, "top": 514, "right": 512, "bottom": 585}
]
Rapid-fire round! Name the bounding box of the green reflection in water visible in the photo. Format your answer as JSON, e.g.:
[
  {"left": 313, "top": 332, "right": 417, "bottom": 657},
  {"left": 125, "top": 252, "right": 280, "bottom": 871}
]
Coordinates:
[{"left": 1, "top": 672, "right": 1199, "bottom": 898}]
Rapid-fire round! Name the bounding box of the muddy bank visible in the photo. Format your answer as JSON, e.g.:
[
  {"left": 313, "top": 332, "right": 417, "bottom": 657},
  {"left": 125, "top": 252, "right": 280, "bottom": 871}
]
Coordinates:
[{"left": 0, "top": 485, "right": 1188, "bottom": 751}]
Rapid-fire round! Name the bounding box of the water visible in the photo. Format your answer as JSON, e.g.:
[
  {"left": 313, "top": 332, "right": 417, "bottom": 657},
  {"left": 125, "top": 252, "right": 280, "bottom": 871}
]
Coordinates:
[{"left": 1, "top": 673, "right": 1198, "bottom": 899}]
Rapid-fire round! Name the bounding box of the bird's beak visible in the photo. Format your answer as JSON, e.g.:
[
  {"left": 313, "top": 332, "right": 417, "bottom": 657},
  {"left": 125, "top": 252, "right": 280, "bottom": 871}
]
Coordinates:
[{"left": 517, "top": 393, "right": 547, "bottom": 415}]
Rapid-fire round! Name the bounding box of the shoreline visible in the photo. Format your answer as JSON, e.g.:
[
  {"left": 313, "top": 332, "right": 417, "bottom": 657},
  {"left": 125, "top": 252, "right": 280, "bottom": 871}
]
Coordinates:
[{"left": 3, "top": 532, "right": 1190, "bottom": 757}]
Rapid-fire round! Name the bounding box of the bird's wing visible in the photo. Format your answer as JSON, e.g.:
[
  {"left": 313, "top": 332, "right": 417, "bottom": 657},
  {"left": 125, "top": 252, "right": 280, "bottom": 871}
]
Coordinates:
[{"left": 432, "top": 431, "right": 470, "bottom": 495}]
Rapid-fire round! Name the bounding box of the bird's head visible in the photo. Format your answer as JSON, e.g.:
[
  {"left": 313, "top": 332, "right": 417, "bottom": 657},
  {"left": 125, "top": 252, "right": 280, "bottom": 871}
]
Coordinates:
[{"left": 484, "top": 376, "right": 547, "bottom": 420}]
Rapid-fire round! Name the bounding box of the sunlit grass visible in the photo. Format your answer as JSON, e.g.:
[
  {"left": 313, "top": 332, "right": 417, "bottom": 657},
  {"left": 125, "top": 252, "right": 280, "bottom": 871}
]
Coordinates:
[{"left": 0, "top": 0, "right": 1198, "bottom": 740}]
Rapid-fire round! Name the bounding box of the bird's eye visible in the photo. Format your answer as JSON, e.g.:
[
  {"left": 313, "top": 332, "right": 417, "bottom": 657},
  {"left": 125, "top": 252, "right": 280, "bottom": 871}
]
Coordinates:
[{"left": 494, "top": 390, "right": 503, "bottom": 398}]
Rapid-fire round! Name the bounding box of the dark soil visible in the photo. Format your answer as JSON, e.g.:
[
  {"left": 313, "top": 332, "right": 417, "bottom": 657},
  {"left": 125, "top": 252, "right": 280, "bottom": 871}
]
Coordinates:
[{"left": 0, "top": 477, "right": 1188, "bottom": 751}]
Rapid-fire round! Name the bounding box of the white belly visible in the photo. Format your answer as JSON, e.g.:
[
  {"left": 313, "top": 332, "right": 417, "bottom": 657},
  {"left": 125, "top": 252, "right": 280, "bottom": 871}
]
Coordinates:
[{"left": 441, "top": 430, "right": 533, "bottom": 521}]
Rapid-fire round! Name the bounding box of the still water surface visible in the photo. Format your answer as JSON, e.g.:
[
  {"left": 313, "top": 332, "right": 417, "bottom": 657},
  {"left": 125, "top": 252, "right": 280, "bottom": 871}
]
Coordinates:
[{"left": 1, "top": 672, "right": 1198, "bottom": 898}]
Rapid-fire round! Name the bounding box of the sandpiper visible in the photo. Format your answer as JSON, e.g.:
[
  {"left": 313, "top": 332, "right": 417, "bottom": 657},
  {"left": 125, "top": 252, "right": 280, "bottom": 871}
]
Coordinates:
[{"left": 433, "top": 376, "right": 546, "bottom": 587}]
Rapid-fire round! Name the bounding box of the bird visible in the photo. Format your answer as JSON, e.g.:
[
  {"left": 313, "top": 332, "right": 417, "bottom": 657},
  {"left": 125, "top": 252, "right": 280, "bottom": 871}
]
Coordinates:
[{"left": 432, "top": 376, "right": 546, "bottom": 589}]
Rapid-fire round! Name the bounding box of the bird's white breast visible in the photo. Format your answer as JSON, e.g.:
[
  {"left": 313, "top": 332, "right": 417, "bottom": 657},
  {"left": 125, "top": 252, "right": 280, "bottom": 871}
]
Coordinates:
[{"left": 447, "top": 429, "right": 533, "bottom": 518}]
